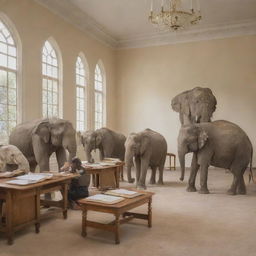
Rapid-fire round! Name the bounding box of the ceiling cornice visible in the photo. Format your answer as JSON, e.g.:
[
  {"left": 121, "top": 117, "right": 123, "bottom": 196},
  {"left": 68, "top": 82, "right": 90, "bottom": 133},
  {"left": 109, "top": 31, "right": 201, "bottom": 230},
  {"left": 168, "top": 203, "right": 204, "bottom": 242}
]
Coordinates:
[
  {"left": 34, "top": 0, "right": 256, "bottom": 49},
  {"left": 117, "top": 19, "right": 256, "bottom": 49},
  {"left": 34, "top": 0, "right": 118, "bottom": 48}
]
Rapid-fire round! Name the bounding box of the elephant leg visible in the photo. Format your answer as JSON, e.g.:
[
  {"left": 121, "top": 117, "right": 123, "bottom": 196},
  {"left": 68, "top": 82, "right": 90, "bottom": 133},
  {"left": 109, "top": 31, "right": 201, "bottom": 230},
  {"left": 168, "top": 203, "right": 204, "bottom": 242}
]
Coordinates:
[
  {"left": 138, "top": 158, "right": 149, "bottom": 189},
  {"left": 198, "top": 164, "right": 209, "bottom": 194},
  {"left": 29, "top": 161, "right": 37, "bottom": 173},
  {"left": 56, "top": 147, "right": 67, "bottom": 170},
  {"left": 157, "top": 164, "right": 165, "bottom": 185},
  {"left": 237, "top": 174, "right": 246, "bottom": 195},
  {"left": 227, "top": 173, "right": 239, "bottom": 195},
  {"left": 134, "top": 156, "right": 141, "bottom": 186},
  {"left": 187, "top": 153, "right": 200, "bottom": 192},
  {"left": 149, "top": 166, "right": 156, "bottom": 184}
]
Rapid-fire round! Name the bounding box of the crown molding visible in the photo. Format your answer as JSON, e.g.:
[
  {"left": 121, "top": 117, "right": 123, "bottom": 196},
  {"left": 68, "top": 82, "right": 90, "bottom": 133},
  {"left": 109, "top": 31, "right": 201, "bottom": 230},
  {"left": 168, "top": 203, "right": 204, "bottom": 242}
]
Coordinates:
[
  {"left": 34, "top": 0, "right": 118, "bottom": 48},
  {"left": 34, "top": 0, "right": 256, "bottom": 49},
  {"left": 117, "top": 19, "right": 256, "bottom": 49}
]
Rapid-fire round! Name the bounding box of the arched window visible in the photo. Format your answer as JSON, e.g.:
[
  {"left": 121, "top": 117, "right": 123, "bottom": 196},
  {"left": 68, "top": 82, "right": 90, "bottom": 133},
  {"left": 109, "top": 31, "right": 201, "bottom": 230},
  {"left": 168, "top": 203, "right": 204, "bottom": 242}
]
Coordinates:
[
  {"left": 76, "top": 55, "right": 88, "bottom": 131},
  {"left": 94, "top": 63, "right": 105, "bottom": 129},
  {"left": 42, "top": 40, "right": 61, "bottom": 118},
  {"left": 0, "top": 19, "right": 18, "bottom": 143}
]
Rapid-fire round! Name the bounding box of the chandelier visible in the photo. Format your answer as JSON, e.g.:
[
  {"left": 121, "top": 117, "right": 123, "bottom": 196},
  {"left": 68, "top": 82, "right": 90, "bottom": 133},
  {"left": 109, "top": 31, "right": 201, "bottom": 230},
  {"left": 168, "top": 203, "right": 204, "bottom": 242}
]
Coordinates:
[{"left": 149, "top": 0, "right": 202, "bottom": 31}]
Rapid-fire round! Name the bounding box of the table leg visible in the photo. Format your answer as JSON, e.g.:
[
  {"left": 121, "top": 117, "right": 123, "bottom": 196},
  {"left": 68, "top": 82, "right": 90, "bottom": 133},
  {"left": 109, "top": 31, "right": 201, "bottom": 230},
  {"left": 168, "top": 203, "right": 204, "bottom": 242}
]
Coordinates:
[
  {"left": 6, "top": 191, "right": 13, "bottom": 245},
  {"left": 115, "top": 214, "right": 120, "bottom": 244},
  {"left": 148, "top": 198, "right": 152, "bottom": 228},
  {"left": 81, "top": 208, "right": 87, "bottom": 237},
  {"left": 35, "top": 188, "right": 41, "bottom": 233},
  {"left": 61, "top": 183, "right": 68, "bottom": 219}
]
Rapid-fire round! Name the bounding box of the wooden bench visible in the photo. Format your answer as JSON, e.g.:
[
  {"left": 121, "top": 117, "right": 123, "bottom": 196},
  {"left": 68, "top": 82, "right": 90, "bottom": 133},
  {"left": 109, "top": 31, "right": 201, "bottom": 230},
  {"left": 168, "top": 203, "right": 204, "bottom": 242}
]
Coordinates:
[{"left": 166, "top": 153, "right": 176, "bottom": 170}]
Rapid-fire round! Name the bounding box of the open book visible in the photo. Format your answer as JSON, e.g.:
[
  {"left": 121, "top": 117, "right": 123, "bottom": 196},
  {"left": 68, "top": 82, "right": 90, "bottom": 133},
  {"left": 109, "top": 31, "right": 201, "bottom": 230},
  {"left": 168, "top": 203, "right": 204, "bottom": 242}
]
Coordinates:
[
  {"left": 6, "top": 173, "right": 53, "bottom": 185},
  {"left": 105, "top": 189, "right": 141, "bottom": 198},
  {"left": 84, "top": 194, "right": 125, "bottom": 204}
]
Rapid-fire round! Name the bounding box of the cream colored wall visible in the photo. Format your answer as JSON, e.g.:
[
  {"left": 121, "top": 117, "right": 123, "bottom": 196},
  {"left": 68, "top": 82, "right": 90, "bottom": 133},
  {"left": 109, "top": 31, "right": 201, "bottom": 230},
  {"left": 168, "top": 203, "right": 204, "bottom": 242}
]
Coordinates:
[
  {"left": 116, "top": 36, "right": 256, "bottom": 166},
  {"left": 0, "top": 0, "right": 117, "bottom": 130}
]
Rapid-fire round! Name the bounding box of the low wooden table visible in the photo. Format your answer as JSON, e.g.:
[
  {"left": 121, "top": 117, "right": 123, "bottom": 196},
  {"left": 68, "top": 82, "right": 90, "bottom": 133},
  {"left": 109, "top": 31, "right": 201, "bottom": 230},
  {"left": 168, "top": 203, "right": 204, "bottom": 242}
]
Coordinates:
[
  {"left": 78, "top": 190, "right": 154, "bottom": 244},
  {"left": 0, "top": 174, "right": 77, "bottom": 245},
  {"left": 85, "top": 162, "right": 124, "bottom": 190}
]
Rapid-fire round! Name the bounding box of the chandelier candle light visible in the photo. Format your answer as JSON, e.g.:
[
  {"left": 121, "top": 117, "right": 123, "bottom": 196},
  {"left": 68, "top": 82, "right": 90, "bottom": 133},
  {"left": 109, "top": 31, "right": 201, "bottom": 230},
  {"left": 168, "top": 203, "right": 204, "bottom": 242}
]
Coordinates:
[{"left": 149, "top": 0, "right": 202, "bottom": 31}]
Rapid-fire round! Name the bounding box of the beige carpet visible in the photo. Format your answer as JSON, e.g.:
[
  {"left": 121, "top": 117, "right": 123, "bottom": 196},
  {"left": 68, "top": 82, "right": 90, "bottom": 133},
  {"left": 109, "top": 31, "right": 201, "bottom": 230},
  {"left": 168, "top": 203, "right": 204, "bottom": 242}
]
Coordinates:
[{"left": 1, "top": 168, "right": 256, "bottom": 256}]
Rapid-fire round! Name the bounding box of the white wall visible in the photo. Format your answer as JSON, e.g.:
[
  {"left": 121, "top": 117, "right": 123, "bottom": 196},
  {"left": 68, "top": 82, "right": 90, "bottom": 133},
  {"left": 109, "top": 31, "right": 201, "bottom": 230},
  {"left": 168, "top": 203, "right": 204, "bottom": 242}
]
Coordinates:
[{"left": 116, "top": 35, "right": 256, "bottom": 166}]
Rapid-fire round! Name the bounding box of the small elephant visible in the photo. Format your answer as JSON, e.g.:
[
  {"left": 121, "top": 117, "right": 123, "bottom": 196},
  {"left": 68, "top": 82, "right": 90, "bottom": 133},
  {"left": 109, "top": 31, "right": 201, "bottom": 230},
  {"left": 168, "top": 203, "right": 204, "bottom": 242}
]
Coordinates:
[
  {"left": 171, "top": 87, "right": 217, "bottom": 125},
  {"left": 178, "top": 120, "right": 253, "bottom": 195},
  {"left": 78, "top": 127, "right": 126, "bottom": 163},
  {"left": 125, "top": 129, "right": 167, "bottom": 189},
  {"left": 0, "top": 145, "right": 30, "bottom": 173},
  {"left": 9, "top": 118, "right": 77, "bottom": 172}
]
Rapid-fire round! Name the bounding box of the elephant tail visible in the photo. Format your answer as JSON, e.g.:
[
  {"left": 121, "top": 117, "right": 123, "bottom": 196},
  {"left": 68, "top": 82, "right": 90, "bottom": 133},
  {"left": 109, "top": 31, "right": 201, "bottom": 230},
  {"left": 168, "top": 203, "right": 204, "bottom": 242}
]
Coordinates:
[{"left": 249, "top": 148, "right": 254, "bottom": 183}]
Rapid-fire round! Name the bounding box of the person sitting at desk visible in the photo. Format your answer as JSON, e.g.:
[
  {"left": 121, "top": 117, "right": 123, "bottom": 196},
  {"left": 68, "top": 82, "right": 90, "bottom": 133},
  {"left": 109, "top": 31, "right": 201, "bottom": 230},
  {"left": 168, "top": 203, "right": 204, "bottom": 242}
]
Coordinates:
[{"left": 67, "top": 157, "right": 90, "bottom": 210}]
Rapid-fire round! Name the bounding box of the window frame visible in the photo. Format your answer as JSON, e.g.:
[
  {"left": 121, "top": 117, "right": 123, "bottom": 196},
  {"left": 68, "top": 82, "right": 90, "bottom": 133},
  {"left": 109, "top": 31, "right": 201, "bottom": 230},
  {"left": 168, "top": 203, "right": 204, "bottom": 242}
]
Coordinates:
[
  {"left": 41, "top": 37, "right": 63, "bottom": 119},
  {"left": 75, "top": 53, "right": 89, "bottom": 131},
  {"left": 0, "top": 13, "right": 22, "bottom": 143}
]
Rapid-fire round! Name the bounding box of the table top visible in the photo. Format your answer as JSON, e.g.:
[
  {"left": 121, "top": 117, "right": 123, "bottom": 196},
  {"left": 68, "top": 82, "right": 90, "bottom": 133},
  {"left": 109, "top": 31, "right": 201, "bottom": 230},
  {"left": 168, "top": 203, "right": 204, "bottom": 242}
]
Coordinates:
[
  {"left": 78, "top": 189, "right": 154, "bottom": 209},
  {"left": 83, "top": 162, "right": 124, "bottom": 171},
  {"left": 0, "top": 173, "right": 78, "bottom": 190}
]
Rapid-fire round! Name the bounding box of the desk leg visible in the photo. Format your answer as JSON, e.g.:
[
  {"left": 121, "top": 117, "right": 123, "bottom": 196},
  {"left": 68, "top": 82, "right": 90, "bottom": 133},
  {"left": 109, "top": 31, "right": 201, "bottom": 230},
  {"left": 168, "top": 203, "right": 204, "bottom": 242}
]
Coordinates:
[
  {"left": 81, "top": 208, "right": 87, "bottom": 237},
  {"left": 148, "top": 198, "right": 152, "bottom": 228},
  {"left": 61, "top": 183, "right": 68, "bottom": 219},
  {"left": 6, "top": 191, "right": 13, "bottom": 245},
  {"left": 115, "top": 214, "right": 120, "bottom": 244},
  {"left": 35, "top": 188, "right": 40, "bottom": 233}
]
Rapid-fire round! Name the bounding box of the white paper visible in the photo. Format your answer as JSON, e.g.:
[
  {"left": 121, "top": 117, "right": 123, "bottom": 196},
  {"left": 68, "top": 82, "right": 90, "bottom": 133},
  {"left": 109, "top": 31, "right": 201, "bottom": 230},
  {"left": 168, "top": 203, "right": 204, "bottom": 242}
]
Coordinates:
[
  {"left": 86, "top": 194, "right": 123, "bottom": 203},
  {"left": 108, "top": 189, "right": 137, "bottom": 195}
]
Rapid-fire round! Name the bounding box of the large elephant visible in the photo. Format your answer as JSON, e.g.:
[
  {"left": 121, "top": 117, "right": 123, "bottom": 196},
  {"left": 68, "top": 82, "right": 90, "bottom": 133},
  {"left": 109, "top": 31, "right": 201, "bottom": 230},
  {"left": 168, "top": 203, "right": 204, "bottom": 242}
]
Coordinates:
[
  {"left": 0, "top": 145, "right": 30, "bottom": 173},
  {"left": 171, "top": 87, "right": 217, "bottom": 125},
  {"left": 78, "top": 127, "right": 126, "bottom": 163},
  {"left": 178, "top": 120, "right": 253, "bottom": 195},
  {"left": 9, "top": 118, "right": 77, "bottom": 172},
  {"left": 125, "top": 129, "right": 167, "bottom": 189}
]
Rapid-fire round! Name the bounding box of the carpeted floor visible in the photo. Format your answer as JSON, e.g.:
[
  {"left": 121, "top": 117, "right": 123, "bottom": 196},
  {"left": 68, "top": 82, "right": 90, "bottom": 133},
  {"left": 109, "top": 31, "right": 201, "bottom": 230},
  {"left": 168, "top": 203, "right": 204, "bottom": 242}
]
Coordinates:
[{"left": 1, "top": 168, "right": 256, "bottom": 256}]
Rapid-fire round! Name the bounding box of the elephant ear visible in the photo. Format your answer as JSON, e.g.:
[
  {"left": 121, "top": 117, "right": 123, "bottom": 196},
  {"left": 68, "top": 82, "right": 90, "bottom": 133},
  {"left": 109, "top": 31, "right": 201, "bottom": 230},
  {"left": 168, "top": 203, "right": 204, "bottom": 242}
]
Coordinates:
[
  {"left": 198, "top": 129, "right": 208, "bottom": 149},
  {"left": 34, "top": 121, "right": 50, "bottom": 144},
  {"left": 95, "top": 133, "right": 103, "bottom": 146},
  {"left": 140, "top": 135, "right": 151, "bottom": 155}
]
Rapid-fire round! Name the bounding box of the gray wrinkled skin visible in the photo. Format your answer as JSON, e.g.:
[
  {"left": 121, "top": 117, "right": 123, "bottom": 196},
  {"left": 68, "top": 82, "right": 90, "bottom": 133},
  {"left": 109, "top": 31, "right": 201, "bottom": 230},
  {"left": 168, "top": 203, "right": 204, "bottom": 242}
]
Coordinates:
[
  {"left": 78, "top": 127, "right": 126, "bottom": 163},
  {"left": 125, "top": 128, "right": 167, "bottom": 189},
  {"left": 9, "top": 118, "right": 77, "bottom": 172},
  {"left": 178, "top": 120, "right": 253, "bottom": 195},
  {"left": 0, "top": 144, "right": 30, "bottom": 173},
  {"left": 171, "top": 87, "right": 217, "bottom": 125}
]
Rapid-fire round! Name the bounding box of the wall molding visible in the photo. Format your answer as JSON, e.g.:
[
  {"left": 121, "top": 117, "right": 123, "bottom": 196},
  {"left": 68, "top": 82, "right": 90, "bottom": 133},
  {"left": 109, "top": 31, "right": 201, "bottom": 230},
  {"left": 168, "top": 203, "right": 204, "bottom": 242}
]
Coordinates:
[{"left": 34, "top": 0, "right": 256, "bottom": 49}]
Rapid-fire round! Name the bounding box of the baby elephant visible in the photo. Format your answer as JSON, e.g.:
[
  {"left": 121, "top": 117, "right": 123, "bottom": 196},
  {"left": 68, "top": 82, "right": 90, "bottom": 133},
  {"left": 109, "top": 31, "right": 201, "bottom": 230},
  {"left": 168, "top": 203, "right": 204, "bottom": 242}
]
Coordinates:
[
  {"left": 0, "top": 145, "right": 30, "bottom": 173},
  {"left": 125, "top": 129, "right": 167, "bottom": 189}
]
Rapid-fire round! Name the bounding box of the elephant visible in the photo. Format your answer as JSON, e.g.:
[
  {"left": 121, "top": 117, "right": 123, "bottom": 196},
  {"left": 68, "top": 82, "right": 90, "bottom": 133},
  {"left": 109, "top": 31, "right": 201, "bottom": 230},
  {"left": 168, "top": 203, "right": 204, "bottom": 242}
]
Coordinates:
[
  {"left": 178, "top": 120, "right": 253, "bottom": 195},
  {"left": 0, "top": 144, "right": 30, "bottom": 173},
  {"left": 125, "top": 128, "right": 167, "bottom": 189},
  {"left": 78, "top": 127, "right": 126, "bottom": 163},
  {"left": 171, "top": 87, "right": 217, "bottom": 125},
  {"left": 9, "top": 118, "right": 77, "bottom": 172}
]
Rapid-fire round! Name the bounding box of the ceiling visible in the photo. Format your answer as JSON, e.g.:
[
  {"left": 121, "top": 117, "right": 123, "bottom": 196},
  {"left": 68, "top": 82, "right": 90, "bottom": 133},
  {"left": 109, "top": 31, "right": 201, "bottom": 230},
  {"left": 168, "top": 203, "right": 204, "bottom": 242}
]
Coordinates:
[{"left": 35, "top": 0, "right": 256, "bottom": 48}]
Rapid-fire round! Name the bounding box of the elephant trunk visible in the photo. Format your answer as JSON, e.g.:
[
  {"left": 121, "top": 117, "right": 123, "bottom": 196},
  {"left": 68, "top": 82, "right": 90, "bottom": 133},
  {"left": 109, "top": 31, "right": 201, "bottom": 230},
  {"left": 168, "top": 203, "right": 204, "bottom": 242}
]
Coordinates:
[
  {"left": 125, "top": 148, "right": 135, "bottom": 183},
  {"left": 66, "top": 141, "right": 77, "bottom": 163},
  {"left": 178, "top": 150, "right": 186, "bottom": 181},
  {"left": 85, "top": 146, "right": 94, "bottom": 163}
]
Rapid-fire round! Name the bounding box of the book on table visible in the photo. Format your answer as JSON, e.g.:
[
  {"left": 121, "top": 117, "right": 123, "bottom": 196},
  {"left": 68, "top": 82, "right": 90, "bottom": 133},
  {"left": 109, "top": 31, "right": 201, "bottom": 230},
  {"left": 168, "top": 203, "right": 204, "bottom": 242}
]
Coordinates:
[
  {"left": 105, "top": 189, "right": 141, "bottom": 198},
  {"left": 84, "top": 194, "right": 125, "bottom": 204},
  {"left": 6, "top": 173, "right": 53, "bottom": 185}
]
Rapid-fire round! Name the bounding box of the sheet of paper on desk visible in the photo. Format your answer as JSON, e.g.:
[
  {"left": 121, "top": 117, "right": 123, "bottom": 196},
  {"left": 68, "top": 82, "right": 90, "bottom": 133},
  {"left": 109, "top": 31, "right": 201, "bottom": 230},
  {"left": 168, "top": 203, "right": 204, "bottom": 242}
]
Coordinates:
[
  {"left": 105, "top": 189, "right": 141, "bottom": 198},
  {"left": 85, "top": 194, "right": 125, "bottom": 204},
  {"left": 6, "top": 179, "right": 37, "bottom": 185},
  {"left": 17, "top": 173, "right": 53, "bottom": 181}
]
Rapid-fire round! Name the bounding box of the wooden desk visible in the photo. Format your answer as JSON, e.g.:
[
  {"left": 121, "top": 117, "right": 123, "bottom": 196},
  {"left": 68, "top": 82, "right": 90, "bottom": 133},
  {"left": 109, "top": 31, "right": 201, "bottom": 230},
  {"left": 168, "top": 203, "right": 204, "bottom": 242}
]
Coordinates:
[
  {"left": 78, "top": 190, "right": 154, "bottom": 244},
  {"left": 85, "top": 162, "right": 124, "bottom": 190},
  {"left": 0, "top": 174, "right": 77, "bottom": 245}
]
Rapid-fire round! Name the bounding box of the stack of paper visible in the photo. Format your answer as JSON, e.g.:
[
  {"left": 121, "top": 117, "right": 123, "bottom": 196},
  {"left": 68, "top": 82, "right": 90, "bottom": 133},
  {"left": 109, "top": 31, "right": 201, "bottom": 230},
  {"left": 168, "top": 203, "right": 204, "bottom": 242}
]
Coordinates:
[
  {"left": 105, "top": 189, "right": 141, "bottom": 198},
  {"left": 6, "top": 173, "right": 53, "bottom": 185},
  {"left": 85, "top": 194, "right": 125, "bottom": 204},
  {"left": 102, "top": 158, "right": 122, "bottom": 164}
]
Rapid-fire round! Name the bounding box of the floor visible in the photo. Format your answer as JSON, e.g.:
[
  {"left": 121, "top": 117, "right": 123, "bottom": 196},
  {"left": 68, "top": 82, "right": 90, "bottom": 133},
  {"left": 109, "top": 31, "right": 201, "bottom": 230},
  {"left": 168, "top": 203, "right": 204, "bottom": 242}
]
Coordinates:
[{"left": 1, "top": 168, "right": 256, "bottom": 256}]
